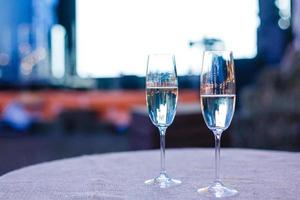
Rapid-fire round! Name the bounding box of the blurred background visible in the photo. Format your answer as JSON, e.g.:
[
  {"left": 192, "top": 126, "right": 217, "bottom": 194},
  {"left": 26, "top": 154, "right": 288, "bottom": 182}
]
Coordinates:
[{"left": 0, "top": 0, "right": 299, "bottom": 175}]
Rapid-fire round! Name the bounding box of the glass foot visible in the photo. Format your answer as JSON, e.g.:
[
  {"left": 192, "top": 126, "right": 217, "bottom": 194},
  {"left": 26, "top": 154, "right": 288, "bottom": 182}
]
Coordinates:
[
  {"left": 197, "top": 181, "right": 238, "bottom": 198},
  {"left": 145, "top": 173, "right": 181, "bottom": 188}
]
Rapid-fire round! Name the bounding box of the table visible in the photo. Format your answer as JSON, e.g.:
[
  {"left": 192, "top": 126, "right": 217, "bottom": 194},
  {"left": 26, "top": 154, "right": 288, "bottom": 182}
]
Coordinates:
[{"left": 0, "top": 149, "right": 299, "bottom": 199}]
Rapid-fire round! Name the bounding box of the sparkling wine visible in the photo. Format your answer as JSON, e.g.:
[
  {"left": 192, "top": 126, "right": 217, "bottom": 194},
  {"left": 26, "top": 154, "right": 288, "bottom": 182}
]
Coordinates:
[
  {"left": 146, "top": 87, "right": 178, "bottom": 127},
  {"left": 201, "top": 94, "right": 235, "bottom": 131}
]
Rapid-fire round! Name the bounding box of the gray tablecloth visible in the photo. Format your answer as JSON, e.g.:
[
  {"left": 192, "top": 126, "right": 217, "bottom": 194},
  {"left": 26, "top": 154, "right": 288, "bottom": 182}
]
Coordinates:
[{"left": 0, "top": 148, "right": 299, "bottom": 199}]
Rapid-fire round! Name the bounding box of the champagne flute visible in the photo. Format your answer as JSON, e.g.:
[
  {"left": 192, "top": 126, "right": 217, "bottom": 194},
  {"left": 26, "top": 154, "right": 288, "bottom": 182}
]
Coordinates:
[
  {"left": 198, "top": 51, "right": 238, "bottom": 198},
  {"left": 144, "top": 54, "right": 181, "bottom": 188}
]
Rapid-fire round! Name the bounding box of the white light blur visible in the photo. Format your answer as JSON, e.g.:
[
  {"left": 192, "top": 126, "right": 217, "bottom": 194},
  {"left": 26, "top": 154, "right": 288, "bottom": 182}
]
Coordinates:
[
  {"left": 276, "top": 0, "right": 291, "bottom": 30},
  {"left": 76, "top": 0, "right": 259, "bottom": 77},
  {"left": 51, "top": 24, "right": 66, "bottom": 79},
  {"left": 276, "top": 0, "right": 291, "bottom": 18}
]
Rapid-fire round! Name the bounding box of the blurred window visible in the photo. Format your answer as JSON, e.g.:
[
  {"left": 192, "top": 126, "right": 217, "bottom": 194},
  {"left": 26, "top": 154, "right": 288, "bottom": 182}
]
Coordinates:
[{"left": 76, "top": 0, "right": 259, "bottom": 77}]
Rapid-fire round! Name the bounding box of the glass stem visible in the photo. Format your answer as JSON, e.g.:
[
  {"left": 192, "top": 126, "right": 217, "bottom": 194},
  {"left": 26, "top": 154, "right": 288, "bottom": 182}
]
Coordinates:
[
  {"left": 213, "top": 130, "right": 222, "bottom": 183},
  {"left": 159, "top": 127, "right": 167, "bottom": 175}
]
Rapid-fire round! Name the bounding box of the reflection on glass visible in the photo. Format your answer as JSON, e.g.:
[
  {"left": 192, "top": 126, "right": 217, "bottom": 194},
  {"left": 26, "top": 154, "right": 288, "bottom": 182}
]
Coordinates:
[
  {"left": 145, "top": 54, "right": 181, "bottom": 188},
  {"left": 198, "top": 51, "right": 238, "bottom": 198}
]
